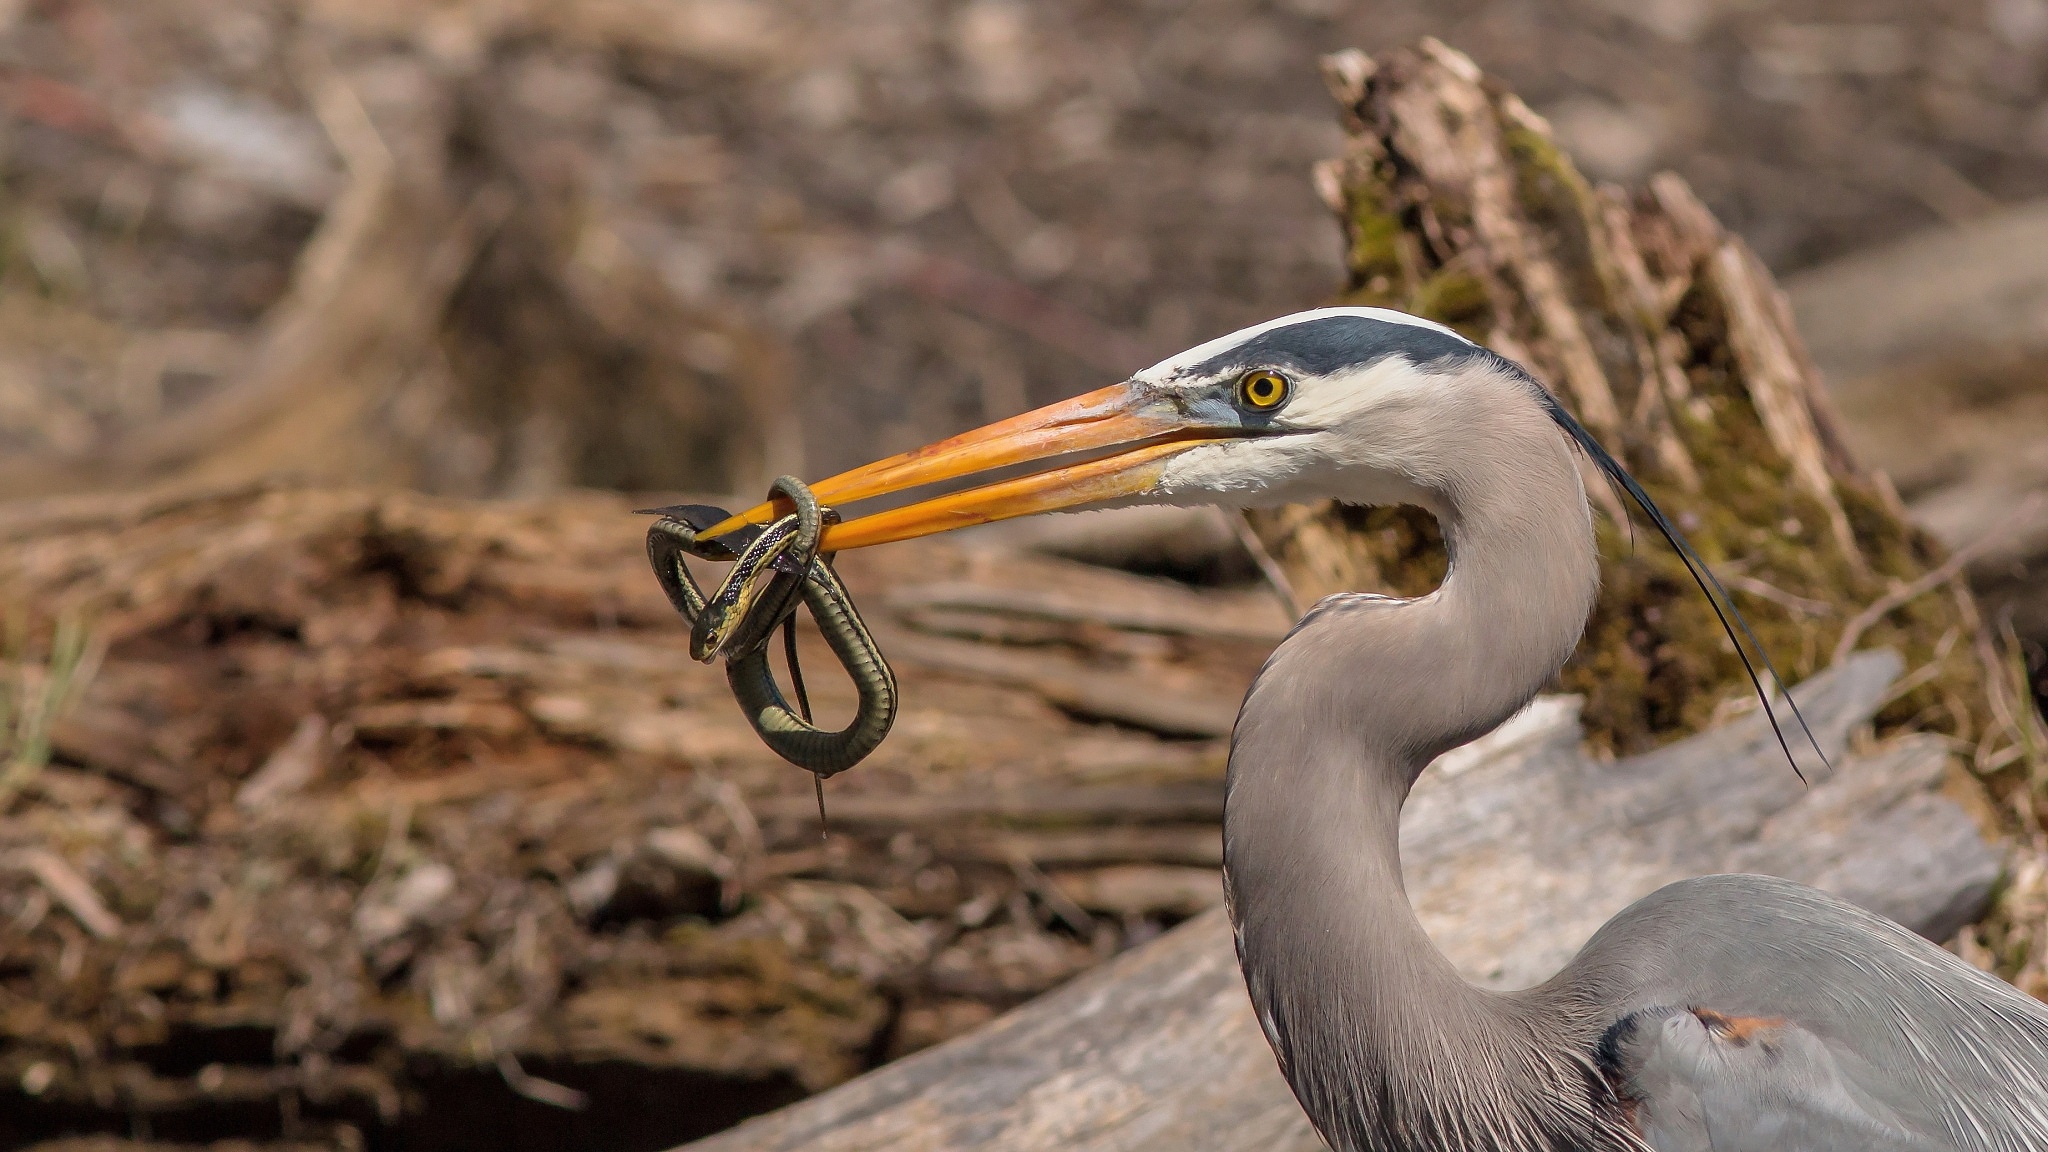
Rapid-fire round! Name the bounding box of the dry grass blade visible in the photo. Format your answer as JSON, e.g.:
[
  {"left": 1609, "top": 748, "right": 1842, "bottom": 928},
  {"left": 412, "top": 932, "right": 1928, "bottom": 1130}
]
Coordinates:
[
  {"left": 0, "top": 607, "right": 104, "bottom": 812},
  {"left": 1832, "top": 495, "right": 2047, "bottom": 668},
  {"left": 1978, "top": 613, "right": 2048, "bottom": 780}
]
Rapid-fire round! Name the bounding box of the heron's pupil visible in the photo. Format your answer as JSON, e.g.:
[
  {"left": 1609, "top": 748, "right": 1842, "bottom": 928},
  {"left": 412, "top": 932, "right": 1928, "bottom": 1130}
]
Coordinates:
[{"left": 1240, "top": 371, "right": 1286, "bottom": 409}]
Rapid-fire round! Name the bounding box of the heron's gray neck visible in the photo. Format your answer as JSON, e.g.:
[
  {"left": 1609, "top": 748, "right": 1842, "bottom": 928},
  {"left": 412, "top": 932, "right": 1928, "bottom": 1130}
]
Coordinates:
[{"left": 1223, "top": 381, "right": 1613, "bottom": 1151}]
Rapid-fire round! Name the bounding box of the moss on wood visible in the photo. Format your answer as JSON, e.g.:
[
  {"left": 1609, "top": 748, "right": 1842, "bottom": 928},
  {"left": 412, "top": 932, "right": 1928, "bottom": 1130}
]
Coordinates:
[{"left": 1254, "top": 42, "right": 2027, "bottom": 788}]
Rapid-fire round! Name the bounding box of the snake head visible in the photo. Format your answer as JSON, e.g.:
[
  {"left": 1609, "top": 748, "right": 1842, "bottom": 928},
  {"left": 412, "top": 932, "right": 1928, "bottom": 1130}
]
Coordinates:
[{"left": 687, "top": 514, "right": 813, "bottom": 663}]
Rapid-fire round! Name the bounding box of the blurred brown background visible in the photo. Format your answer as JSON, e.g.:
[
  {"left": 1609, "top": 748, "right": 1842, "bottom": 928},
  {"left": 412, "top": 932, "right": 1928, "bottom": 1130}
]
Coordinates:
[
  {"left": 3, "top": 0, "right": 2047, "bottom": 1149},
  {"left": 6, "top": 0, "right": 2047, "bottom": 634},
  {"left": 6, "top": 0, "right": 2047, "bottom": 489}
]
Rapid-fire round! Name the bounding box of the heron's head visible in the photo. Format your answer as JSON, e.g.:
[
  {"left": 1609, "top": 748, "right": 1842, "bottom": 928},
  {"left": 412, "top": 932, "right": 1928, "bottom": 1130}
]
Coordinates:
[
  {"left": 699, "top": 305, "right": 1822, "bottom": 778},
  {"left": 702, "top": 307, "right": 1556, "bottom": 551}
]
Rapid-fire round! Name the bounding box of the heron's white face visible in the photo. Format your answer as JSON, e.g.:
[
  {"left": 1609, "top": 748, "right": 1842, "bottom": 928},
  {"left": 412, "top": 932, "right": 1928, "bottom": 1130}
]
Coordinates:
[
  {"left": 1136, "top": 309, "right": 1496, "bottom": 514},
  {"left": 701, "top": 308, "right": 1503, "bottom": 550}
]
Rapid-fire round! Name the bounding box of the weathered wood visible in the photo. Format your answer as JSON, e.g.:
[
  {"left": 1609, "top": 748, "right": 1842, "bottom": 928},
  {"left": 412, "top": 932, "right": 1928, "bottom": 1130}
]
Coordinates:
[
  {"left": 749, "top": 784, "right": 1226, "bottom": 828},
  {"left": 883, "top": 580, "right": 1291, "bottom": 644},
  {"left": 0, "top": 484, "right": 1271, "bottom": 1143},
  {"left": 1045, "top": 865, "right": 1224, "bottom": 919},
  {"left": 1257, "top": 34, "right": 2048, "bottom": 1004},
  {"left": 958, "top": 507, "right": 1255, "bottom": 584},
  {"left": 883, "top": 630, "right": 1243, "bottom": 738},
  {"left": 1402, "top": 653, "right": 1994, "bottom": 988},
  {"left": 1781, "top": 202, "right": 2048, "bottom": 995}
]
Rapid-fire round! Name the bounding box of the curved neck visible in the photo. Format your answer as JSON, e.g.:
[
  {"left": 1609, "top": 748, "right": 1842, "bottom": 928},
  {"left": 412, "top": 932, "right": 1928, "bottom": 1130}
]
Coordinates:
[{"left": 1223, "top": 379, "right": 1616, "bottom": 1151}]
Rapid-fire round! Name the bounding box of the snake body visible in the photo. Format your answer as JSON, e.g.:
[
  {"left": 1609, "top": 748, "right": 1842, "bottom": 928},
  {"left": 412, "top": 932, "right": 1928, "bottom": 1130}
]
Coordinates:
[{"left": 644, "top": 477, "right": 897, "bottom": 778}]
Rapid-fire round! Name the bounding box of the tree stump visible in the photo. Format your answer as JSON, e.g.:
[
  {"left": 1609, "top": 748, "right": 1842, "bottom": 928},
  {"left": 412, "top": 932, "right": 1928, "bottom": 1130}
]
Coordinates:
[{"left": 1249, "top": 41, "right": 2032, "bottom": 776}]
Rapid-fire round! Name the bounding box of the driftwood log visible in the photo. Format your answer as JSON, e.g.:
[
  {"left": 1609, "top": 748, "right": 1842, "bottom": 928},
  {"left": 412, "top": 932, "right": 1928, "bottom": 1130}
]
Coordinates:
[{"left": 683, "top": 652, "right": 2000, "bottom": 1152}]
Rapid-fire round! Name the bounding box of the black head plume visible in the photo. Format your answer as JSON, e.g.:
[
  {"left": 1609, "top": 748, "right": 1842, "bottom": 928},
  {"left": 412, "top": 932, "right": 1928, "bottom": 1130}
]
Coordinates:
[{"left": 1534, "top": 390, "right": 1829, "bottom": 782}]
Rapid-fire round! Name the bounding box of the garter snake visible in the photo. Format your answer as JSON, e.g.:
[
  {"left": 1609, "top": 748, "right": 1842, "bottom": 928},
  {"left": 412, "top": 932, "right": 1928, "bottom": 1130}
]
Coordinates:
[{"left": 642, "top": 476, "right": 897, "bottom": 779}]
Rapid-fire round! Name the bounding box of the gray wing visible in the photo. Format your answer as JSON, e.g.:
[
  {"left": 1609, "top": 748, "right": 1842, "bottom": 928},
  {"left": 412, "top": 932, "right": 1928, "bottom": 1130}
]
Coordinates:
[
  {"left": 1604, "top": 1006, "right": 1944, "bottom": 1151},
  {"left": 1571, "top": 874, "right": 2048, "bottom": 1152}
]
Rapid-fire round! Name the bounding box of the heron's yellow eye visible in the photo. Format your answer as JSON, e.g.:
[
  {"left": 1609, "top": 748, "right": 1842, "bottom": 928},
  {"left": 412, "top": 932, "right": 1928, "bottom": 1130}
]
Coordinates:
[{"left": 1236, "top": 370, "right": 1289, "bottom": 411}]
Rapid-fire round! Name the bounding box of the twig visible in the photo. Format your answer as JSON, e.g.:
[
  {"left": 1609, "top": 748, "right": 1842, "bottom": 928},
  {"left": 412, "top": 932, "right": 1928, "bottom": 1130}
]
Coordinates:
[
  {"left": 936, "top": 826, "right": 1224, "bottom": 868},
  {"left": 1231, "top": 511, "right": 1303, "bottom": 618},
  {"left": 1831, "top": 494, "right": 2045, "bottom": 668},
  {"left": 1717, "top": 571, "right": 1834, "bottom": 618},
  {"left": 702, "top": 776, "right": 764, "bottom": 908},
  {"left": 235, "top": 714, "right": 329, "bottom": 810},
  {"left": 496, "top": 1051, "right": 588, "bottom": 1110},
  {"left": 269, "top": 52, "right": 396, "bottom": 330},
  {"left": 1876, "top": 626, "right": 1962, "bottom": 712},
  {"left": 302, "top": 51, "right": 393, "bottom": 188},
  {"left": 7, "top": 848, "right": 121, "bottom": 940},
  {"left": 1006, "top": 855, "right": 1094, "bottom": 934}
]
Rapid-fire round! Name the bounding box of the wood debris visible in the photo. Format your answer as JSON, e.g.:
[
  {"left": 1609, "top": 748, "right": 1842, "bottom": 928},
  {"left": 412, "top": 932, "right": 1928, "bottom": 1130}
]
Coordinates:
[{"left": 0, "top": 482, "right": 1276, "bottom": 1148}]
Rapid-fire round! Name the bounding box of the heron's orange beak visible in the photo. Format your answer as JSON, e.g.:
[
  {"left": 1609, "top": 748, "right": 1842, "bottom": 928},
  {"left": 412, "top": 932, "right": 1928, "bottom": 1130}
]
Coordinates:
[{"left": 699, "top": 383, "right": 1235, "bottom": 551}]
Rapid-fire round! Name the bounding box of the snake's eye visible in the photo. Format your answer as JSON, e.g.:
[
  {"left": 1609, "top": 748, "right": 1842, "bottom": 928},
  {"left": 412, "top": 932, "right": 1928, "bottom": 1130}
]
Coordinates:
[{"left": 1236, "top": 370, "right": 1290, "bottom": 412}]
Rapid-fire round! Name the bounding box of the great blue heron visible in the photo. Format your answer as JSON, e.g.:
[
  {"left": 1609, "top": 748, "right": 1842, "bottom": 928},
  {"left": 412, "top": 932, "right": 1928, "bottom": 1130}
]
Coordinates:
[{"left": 704, "top": 308, "right": 2048, "bottom": 1150}]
